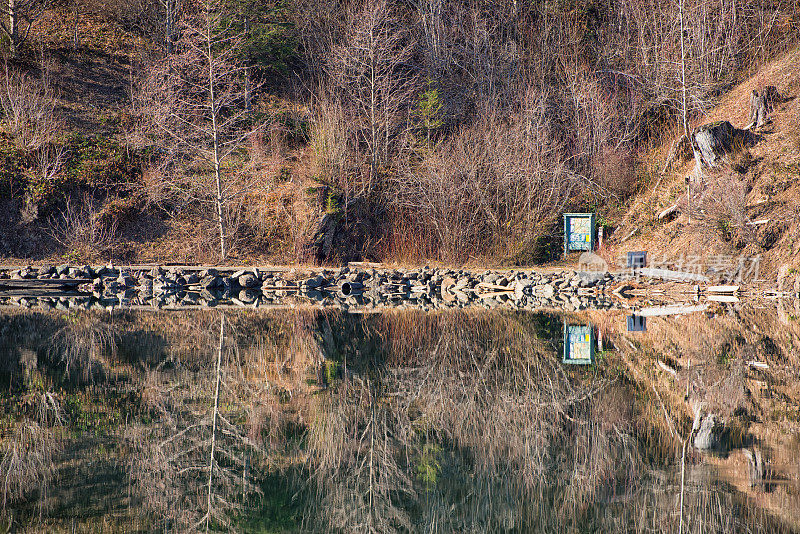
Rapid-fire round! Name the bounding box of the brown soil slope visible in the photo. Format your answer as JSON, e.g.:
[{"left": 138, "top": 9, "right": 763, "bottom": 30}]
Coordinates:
[{"left": 609, "top": 47, "right": 800, "bottom": 280}]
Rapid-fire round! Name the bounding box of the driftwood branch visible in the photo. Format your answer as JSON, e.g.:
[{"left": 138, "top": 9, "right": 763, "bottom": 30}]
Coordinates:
[{"left": 658, "top": 203, "right": 679, "bottom": 220}]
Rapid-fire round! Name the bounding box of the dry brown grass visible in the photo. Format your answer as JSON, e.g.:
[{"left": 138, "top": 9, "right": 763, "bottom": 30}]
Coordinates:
[
  {"left": 612, "top": 46, "right": 800, "bottom": 279},
  {"left": 592, "top": 302, "right": 800, "bottom": 530}
]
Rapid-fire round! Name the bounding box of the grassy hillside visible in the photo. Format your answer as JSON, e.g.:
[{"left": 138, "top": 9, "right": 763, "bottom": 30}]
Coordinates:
[
  {"left": 607, "top": 47, "right": 800, "bottom": 279},
  {"left": 0, "top": 0, "right": 797, "bottom": 267}
]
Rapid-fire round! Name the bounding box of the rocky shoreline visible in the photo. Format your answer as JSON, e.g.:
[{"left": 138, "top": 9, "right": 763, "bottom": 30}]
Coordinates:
[
  {"left": 0, "top": 264, "right": 626, "bottom": 311},
  {"left": 0, "top": 263, "right": 782, "bottom": 313}
]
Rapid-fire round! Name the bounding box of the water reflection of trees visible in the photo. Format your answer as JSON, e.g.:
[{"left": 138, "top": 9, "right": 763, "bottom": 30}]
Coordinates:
[
  {"left": 129, "top": 312, "right": 294, "bottom": 532},
  {"left": 302, "top": 311, "right": 796, "bottom": 533},
  {"left": 607, "top": 303, "right": 800, "bottom": 534},
  {"left": 303, "top": 312, "right": 644, "bottom": 533},
  {"left": 0, "top": 307, "right": 797, "bottom": 532}
]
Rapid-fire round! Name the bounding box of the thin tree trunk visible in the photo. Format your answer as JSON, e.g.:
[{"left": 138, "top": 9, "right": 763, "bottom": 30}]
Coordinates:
[
  {"left": 165, "top": 0, "right": 173, "bottom": 55},
  {"left": 8, "top": 0, "right": 17, "bottom": 59},
  {"left": 206, "top": 313, "right": 225, "bottom": 532},
  {"left": 679, "top": 0, "right": 688, "bottom": 138},
  {"left": 369, "top": 71, "right": 377, "bottom": 190},
  {"left": 369, "top": 21, "right": 377, "bottom": 193},
  {"left": 214, "top": 163, "right": 226, "bottom": 260},
  {"left": 679, "top": 438, "right": 687, "bottom": 534},
  {"left": 678, "top": 357, "right": 696, "bottom": 534},
  {"left": 244, "top": 14, "right": 251, "bottom": 114},
  {"left": 72, "top": 0, "right": 78, "bottom": 50},
  {"left": 679, "top": 0, "right": 691, "bottom": 224},
  {"left": 368, "top": 395, "right": 375, "bottom": 531},
  {"left": 207, "top": 11, "right": 227, "bottom": 260}
]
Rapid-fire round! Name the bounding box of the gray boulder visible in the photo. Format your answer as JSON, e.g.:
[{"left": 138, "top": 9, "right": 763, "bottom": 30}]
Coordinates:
[
  {"left": 694, "top": 414, "right": 723, "bottom": 450},
  {"left": 238, "top": 273, "right": 259, "bottom": 288}
]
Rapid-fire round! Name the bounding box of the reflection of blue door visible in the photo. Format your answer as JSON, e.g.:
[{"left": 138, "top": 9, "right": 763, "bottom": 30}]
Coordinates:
[
  {"left": 563, "top": 324, "right": 594, "bottom": 365},
  {"left": 564, "top": 214, "right": 595, "bottom": 253},
  {"left": 627, "top": 315, "right": 646, "bottom": 332}
]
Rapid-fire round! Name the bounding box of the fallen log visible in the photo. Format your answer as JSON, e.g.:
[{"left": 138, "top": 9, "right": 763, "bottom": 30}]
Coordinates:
[
  {"left": 658, "top": 204, "right": 679, "bottom": 220},
  {"left": 707, "top": 294, "right": 739, "bottom": 303},
  {"left": 620, "top": 227, "right": 639, "bottom": 243},
  {"left": 637, "top": 303, "right": 708, "bottom": 317},
  {"left": 707, "top": 285, "right": 739, "bottom": 293},
  {"left": 0, "top": 278, "right": 92, "bottom": 290},
  {"left": 657, "top": 360, "right": 678, "bottom": 377},
  {"left": 637, "top": 267, "right": 710, "bottom": 283}
]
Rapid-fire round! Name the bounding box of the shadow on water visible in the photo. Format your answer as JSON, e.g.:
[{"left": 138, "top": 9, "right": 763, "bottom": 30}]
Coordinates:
[{"left": 0, "top": 302, "right": 798, "bottom": 532}]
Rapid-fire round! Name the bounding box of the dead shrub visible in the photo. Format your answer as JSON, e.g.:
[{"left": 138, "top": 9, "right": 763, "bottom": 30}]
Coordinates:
[
  {"left": 379, "top": 209, "right": 437, "bottom": 264},
  {"left": 595, "top": 146, "right": 638, "bottom": 199},
  {"left": 0, "top": 63, "right": 61, "bottom": 150},
  {"left": 391, "top": 102, "right": 582, "bottom": 263},
  {"left": 46, "top": 195, "right": 118, "bottom": 259},
  {"left": 693, "top": 170, "right": 754, "bottom": 248},
  {"left": 137, "top": 163, "right": 177, "bottom": 212},
  {"left": 29, "top": 142, "right": 67, "bottom": 184},
  {"left": 309, "top": 96, "right": 360, "bottom": 196}
]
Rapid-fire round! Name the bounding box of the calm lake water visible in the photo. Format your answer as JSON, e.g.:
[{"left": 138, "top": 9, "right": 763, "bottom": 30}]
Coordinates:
[{"left": 0, "top": 303, "right": 799, "bottom": 533}]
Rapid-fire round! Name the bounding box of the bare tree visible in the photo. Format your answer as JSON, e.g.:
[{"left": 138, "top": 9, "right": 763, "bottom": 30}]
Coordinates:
[
  {"left": 0, "top": 0, "right": 45, "bottom": 58},
  {"left": 679, "top": 0, "right": 689, "bottom": 139},
  {"left": 157, "top": 0, "right": 179, "bottom": 54},
  {"left": 137, "top": 0, "right": 257, "bottom": 260},
  {"left": 0, "top": 61, "right": 60, "bottom": 150},
  {"left": 324, "top": 0, "right": 415, "bottom": 196}
]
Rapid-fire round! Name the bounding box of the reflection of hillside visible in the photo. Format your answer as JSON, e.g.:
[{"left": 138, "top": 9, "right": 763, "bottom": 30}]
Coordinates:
[
  {"left": 304, "top": 311, "right": 640, "bottom": 532},
  {"left": 0, "top": 309, "right": 325, "bottom": 531},
  {"left": 592, "top": 301, "right": 800, "bottom": 531},
  {"left": 301, "top": 310, "right": 798, "bottom": 533},
  {"left": 0, "top": 307, "right": 797, "bottom": 532}
]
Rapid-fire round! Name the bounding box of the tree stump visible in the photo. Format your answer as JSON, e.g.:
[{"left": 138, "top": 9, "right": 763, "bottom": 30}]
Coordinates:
[
  {"left": 692, "top": 121, "right": 736, "bottom": 170},
  {"left": 763, "top": 85, "right": 779, "bottom": 111},
  {"left": 307, "top": 213, "right": 337, "bottom": 262},
  {"left": 747, "top": 86, "right": 780, "bottom": 130},
  {"left": 748, "top": 90, "right": 768, "bottom": 129}
]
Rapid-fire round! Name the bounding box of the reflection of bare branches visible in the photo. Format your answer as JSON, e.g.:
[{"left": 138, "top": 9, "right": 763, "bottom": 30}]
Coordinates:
[
  {"left": 2, "top": 306, "right": 794, "bottom": 532},
  {"left": 129, "top": 313, "right": 263, "bottom": 533},
  {"left": 49, "top": 316, "right": 118, "bottom": 383},
  {"left": 202, "top": 313, "right": 225, "bottom": 532},
  {"left": 303, "top": 312, "right": 644, "bottom": 532},
  {"left": 0, "top": 421, "right": 58, "bottom": 512},
  {"left": 306, "top": 376, "right": 415, "bottom": 533},
  {"left": 23, "top": 391, "right": 65, "bottom": 428}
]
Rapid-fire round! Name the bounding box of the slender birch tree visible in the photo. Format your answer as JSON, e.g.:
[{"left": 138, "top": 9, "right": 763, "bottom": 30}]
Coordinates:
[
  {"left": 326, "top": 0, "right": 415, "bottom": 196},
  {"left": 138, "top": 0, "right": 256, "bottom": 260},
  {"left": 0, "top": 0, "right": 45, "bottom": 58}
]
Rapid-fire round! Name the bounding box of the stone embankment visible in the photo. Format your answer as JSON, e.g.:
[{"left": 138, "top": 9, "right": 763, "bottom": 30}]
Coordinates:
[{"left": 0, "top": 264, "right": 624, "bottom": 312}]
